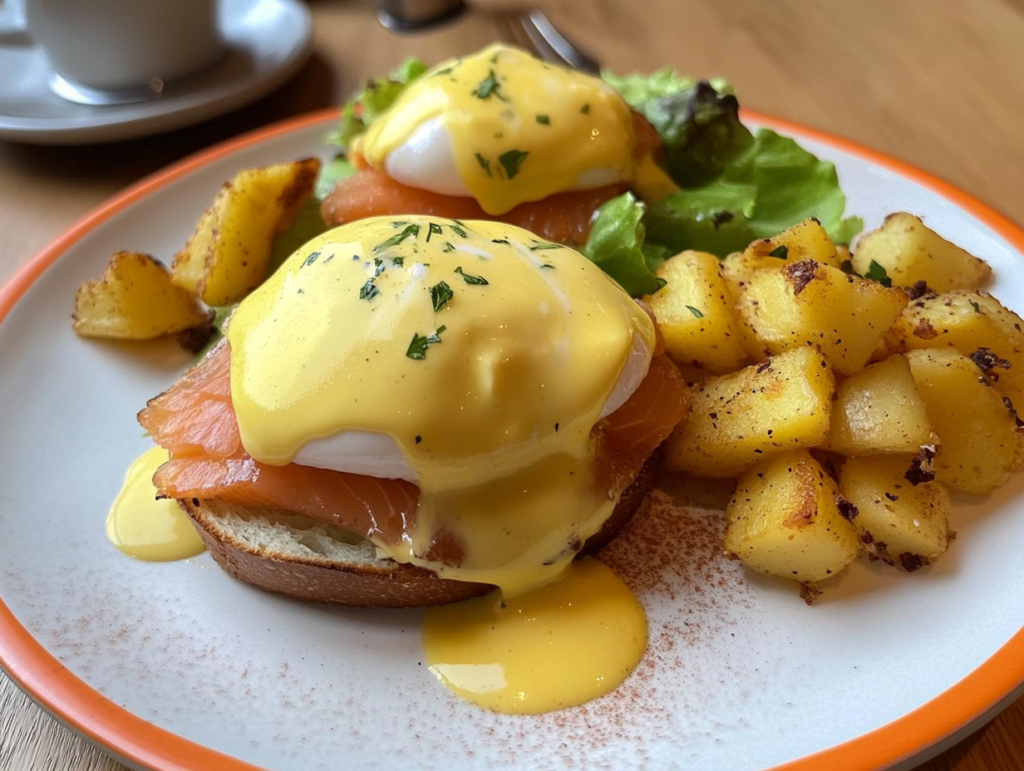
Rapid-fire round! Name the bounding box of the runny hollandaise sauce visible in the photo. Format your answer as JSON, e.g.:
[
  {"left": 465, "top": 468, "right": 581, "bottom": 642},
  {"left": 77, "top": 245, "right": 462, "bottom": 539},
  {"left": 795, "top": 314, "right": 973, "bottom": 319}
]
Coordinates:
[
  {"left": 360, "top": 44, "right": 636, "bottom": 215},
  {"left": 423, "top": 559, "right": 646, "bottom": 714},
  {"left": 228, "top": 216, "right": 654, "bottom": 598},
  {"left": 106, "top": 446, "right": 205, "bottom": 561}
]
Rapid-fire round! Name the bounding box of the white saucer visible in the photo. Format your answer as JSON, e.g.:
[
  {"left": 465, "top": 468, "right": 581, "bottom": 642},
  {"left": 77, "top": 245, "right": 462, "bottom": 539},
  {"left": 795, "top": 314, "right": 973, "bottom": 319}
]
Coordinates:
[{"left": 0, "top": 0, "right": 312, "bottom": 145}]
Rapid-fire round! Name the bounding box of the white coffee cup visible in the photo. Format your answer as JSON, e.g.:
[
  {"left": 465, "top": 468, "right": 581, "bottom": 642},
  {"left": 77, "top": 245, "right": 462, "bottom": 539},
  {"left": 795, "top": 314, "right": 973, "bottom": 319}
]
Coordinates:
[{"left": 0, "top": 0, "right": 226, "bottom": 101}]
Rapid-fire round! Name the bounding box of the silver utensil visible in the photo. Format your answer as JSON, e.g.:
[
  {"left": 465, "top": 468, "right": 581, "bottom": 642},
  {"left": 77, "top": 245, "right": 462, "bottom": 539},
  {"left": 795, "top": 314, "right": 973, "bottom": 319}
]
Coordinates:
[{"left": 377, "top": 0, "right": 601, "bottom": 73}]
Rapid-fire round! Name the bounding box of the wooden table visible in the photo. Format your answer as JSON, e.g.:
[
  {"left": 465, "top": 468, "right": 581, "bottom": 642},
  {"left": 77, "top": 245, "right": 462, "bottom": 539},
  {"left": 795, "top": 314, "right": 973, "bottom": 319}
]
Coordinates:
[{"left": 2, "top": 0, "right": 1023, "bottom": 769}]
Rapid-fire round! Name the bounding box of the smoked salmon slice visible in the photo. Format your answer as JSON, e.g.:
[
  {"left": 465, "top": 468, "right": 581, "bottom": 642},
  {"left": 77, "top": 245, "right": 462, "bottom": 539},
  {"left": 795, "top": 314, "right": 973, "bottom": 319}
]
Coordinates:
[
  {"left": 320, "top": 169, "right": 626, "bottom": 247},
  {"left": 142, "top": 341, "right": 688, "bottom": 545},
  {"left": 139, "top": 340, "right": 239, "bottom": 459},
  {"left": 154, "top": 452, "right": 417, "bottom": 545}
]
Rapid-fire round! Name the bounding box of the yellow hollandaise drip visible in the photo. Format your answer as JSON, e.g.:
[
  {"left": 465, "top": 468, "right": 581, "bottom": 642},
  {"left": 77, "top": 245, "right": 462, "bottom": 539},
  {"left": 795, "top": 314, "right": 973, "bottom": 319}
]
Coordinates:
[
  {"left": 107, "top": 446, "right": 205, "bottom": 562},
  {"left": 361, "top": 44, "right": 637, "bottom": 215},
  {"left": 423, "top": 559, "right": 647, "bottom": 714}
]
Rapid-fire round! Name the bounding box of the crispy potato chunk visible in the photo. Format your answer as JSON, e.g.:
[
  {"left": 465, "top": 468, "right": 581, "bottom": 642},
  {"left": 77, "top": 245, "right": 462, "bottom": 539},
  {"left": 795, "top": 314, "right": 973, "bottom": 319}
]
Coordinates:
[
  {"left": 172, "top": 158, "right": 321, "bottom": 306},
  {"left": 852, "top": 213, "right": 992, "bottom": 292},
  {"left": 887, "top": 290, "right": 1024, "bottom": 409},
  {"left": 644, "top": 250, "right": 750, "bottom": 376},
  {"left": 724, "top": 450, "right": 860, "bottom": 583},
  {"left": 906, "top": 349, "right": 1024, "bottom": 495},
  {"left": 721, "top": 217, "right": 841, "bottom": 296},
  {"left": 736, "top": 259, "right": 908, "bottom": 375},
  {"left": 73, "top": 251, "right": 213, "bottom": 340},
  {"left": 839, "top": 454, "right": 951, "bottom": 571},
  {"left": 825, "top": 355, "right": 935, "bottom": 455},
  {"left": 665, "top": 346, "right": 834, "bottom": 478}
]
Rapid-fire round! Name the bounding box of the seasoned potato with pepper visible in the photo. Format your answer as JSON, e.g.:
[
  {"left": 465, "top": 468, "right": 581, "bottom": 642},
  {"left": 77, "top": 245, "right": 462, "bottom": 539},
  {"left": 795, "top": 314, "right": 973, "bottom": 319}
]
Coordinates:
[
  {"left": 644, "top": 250, "right": 750, "bottom": 376},
  {"left": 905, "top": 349, "right": 1024, "bottom": 495},
  {"left": 852, "top": 213, "right": 992, "bottom": 292},
  {"left": 73, "top": 251, "right": 213, "bottom": 340},
  {"left": 172, "top": 158, "right": 320, "bottom": 306},
  {"left": 724, "top": 450, "right": 860, "bottom": 584},
  {"left": 736, "top": 259, "right": 908, "bottom": 376},
  {"left": 887, "top": 290, "right": 1024, "bottom": 409},
  {"left": 721, "top": 217, "right": 841, "bottom": 296},
  {"left": 824, "top": 355, "right": 935, "bottom": 455},
  {"left": 839, "top": 454, "right": 951, "bottom": 571},
  {"left": 665, "top": 346, "right": 834, "bottom": 478}
]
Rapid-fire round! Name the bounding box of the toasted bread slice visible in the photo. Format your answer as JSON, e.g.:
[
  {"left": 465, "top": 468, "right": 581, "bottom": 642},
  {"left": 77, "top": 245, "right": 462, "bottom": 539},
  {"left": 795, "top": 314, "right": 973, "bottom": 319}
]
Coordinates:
[{"left": 179, "top": 451, "right": 659, "bottom": 608}]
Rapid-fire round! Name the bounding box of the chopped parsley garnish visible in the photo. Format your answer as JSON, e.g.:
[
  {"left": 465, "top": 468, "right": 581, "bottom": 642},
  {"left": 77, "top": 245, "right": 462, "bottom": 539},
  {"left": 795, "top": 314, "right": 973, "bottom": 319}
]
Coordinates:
[
  {"left": 768, "top": 245, "right": 789, "bottom": 259},
  {"left": 359, "top": 280, "right": 380, "bottom": 301},
  {"left": 656, "top": 277, "right": 668, "bottom": 289},
  {"left": 392, "top": 256, "right": 405, "bottom": 267},
  {"left": 455, "top": 266, "right": 489, "bottom": 285},
  {"left": 971, "top": 300, "right": 982, "bottom": 313},
  {"left": 539, "top": 264, "right": 556, "bottom": 270},
  {"left": 430, "top": 280, "right": 454, "bottom": 311},
  {"left": 536, "top": 114, "right": 550, "bottom": 125},
  {"left": 426, "top": 223, "right": 443, "bottom": 242},
  {"left": 442, "top": 241, "right": 455, "bottom": 253},
  {"left": 498, "top": 149, "right": 529, "bottom": 180},
  {"left": 374, "top": 224, "right": 419, "bottom": 252},
  {"left": 302, "top": 250, "right": 321, "bottom": 267},
  {"left": 865, "top": 260, "right": 893, "bottom": 288},
  {"left": 450, "top": 223, "right": 468, "bottom": 238},
  {"left": 529, "top": 243, "right": 560, "bottom": 251},
  {"left": 686, "top": 305, "right": 704, "bottom": 318},
  {"left": 580, "top": 103, "right": 590, "bottom": 114},
  {"left": 474, "top": 69, "right": 505, "bottom": 100},
  {"left": 406, "top": 325, "right": 447, "bottom": 360},
  {"left": 373, "top": 257, "right": 385, "bottom": 277},
  {"left": 491, "top": 238, "right": 509, "bottom": 245},
  {"left": 475, "top": 153, "right": 492, "bottom": 177}
]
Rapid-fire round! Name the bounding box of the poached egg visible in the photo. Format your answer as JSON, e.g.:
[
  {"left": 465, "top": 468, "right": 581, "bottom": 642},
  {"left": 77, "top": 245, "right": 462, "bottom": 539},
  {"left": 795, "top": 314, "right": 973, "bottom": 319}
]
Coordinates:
[{"left": 357, "top": 44, "right": 641, "bottom": 214}]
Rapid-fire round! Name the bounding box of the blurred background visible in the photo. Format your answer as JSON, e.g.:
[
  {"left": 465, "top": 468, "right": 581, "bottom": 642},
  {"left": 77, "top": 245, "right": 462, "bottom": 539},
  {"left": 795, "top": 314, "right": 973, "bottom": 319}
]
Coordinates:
[{"left": 1, "top": 0, "right": 1023, "bottom": 769}]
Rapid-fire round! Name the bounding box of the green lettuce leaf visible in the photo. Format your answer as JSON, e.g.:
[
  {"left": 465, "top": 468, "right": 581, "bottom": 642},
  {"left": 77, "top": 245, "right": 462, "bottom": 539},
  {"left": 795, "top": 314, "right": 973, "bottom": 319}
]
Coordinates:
[
  {"left": 601, "top": 71, "right": 863, "bottom": 263},
  {"left": 643, "top": 129, "right": 862, "bottom": 256},
  {"left": 315, "top": 153, "right": 357, "bottom": 199},
  {"left": 642, "top": 82, "right": 754, "bottom": 187},
  {"left": 326, "top": 57, "right": 428, "bottom": 148},
  {"left": 582, "top": 193, "right": 663, "bottom": 296}
]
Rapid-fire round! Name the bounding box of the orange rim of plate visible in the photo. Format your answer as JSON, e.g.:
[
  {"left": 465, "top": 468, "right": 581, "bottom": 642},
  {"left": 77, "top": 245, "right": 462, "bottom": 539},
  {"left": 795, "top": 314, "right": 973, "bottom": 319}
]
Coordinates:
[{"left": 2, "top": 107, "right": 1024, "bottom": 771}]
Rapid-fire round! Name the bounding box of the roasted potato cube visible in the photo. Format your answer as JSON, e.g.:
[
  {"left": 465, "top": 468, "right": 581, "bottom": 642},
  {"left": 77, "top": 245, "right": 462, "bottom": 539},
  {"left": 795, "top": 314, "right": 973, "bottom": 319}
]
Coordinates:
[
  {"left": 73, "top": 251, "right": 213, "bottom": 340},
  {"left": 736, "top": 259, "right": 908, "bottom": 375},
  {"left": 906, "top": 349, "right": 1024, "bottom": 495},
  {"left": 172, "top": 158, "right": 321, "bottom": 306},
  {"left": 852, "top": 213, "right": 992, "bottom": 292},
  {"left": 887, "top": 290, "right": 1024, "bottom": 409},
  {"left": 644, "top": 250, "right": 750, "bottom": 375},
  {"left": 825, "top": 355, "right": 934, "bottom": 455},
  {"left": 724, "top": 450, "right": 860, "bottom": 583},
  {"left": 665, "top": 346, "right": 834, "bottom": 478},
  {"left": 839, "top": 454, "right": 951, "bottom": 571},
  {"left": 721, "top": 217, "right": 841, "bottom": 296}
]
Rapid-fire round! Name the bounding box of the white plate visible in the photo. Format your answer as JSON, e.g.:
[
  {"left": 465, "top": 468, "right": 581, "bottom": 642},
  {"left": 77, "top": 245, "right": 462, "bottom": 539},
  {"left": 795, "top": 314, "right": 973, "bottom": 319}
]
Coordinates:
[
  {"left": 1, "top": 110, "right": 1023, "bottom": 771},
  {"left": 0, "top": 0, "right": 311, "bottom": 145}
]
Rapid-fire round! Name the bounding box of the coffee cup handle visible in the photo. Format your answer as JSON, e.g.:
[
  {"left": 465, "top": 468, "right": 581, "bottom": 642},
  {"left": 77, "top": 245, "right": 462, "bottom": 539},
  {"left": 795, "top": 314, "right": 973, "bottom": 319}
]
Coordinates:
[{"left": 0, "top": 0, "right": 32, "bottom": 45}]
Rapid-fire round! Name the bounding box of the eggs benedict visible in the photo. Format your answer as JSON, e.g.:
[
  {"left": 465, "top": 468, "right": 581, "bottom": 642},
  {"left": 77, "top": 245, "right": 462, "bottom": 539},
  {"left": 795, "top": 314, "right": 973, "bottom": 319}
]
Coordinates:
[
  {"left": 137, "top": 215, "right": 689, "bottom": 711},
  {"left": 321, "top": 45, "right": 668, "bottom": 246}
]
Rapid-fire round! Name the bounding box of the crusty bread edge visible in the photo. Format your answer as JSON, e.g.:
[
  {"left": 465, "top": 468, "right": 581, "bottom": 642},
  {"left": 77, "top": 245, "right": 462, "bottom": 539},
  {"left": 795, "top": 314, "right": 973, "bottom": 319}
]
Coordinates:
[{"left": 180, "top": 450, "right": 660, "bottom": 608}]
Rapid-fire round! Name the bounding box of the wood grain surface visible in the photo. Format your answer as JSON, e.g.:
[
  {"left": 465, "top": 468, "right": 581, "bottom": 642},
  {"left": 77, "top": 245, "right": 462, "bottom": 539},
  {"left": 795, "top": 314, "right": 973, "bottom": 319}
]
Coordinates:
[{"left": 2, "top": 0, "right": 1023, "bottom": 769}]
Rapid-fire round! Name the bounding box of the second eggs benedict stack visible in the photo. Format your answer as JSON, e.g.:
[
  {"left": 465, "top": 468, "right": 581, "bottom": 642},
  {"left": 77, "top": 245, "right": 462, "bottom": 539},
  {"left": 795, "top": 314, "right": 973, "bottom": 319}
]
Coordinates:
[{"left": 321, "top": 45, "right": 664, "bottom": 245}]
